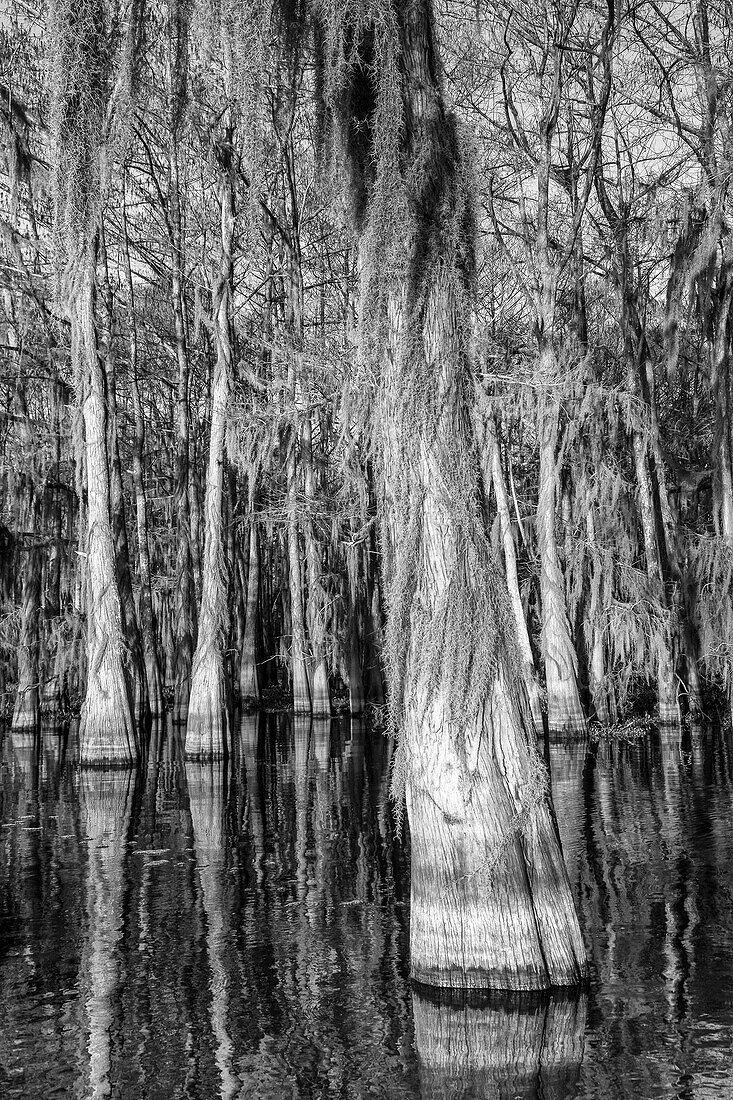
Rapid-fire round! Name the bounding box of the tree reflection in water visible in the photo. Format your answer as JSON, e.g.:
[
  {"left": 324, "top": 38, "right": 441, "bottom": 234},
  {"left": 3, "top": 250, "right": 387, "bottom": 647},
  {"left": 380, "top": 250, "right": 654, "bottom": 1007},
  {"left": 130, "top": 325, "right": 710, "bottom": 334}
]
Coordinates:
[
  {"left": 413, "top": 987, "right": 586, "bottom": 1100},
  {"left": 2, "top": 720, "right": 733, "bottom": 1098},
  {"left": 76, "top": 766, "right": 135, "bottom": 1098}
]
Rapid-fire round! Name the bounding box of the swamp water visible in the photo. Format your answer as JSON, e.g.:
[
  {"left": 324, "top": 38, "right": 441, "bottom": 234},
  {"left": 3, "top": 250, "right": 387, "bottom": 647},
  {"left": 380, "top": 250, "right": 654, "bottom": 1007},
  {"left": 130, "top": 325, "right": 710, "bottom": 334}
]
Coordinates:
[{"left": 1, "top": 715, "right": 732, "bottom": 1099}]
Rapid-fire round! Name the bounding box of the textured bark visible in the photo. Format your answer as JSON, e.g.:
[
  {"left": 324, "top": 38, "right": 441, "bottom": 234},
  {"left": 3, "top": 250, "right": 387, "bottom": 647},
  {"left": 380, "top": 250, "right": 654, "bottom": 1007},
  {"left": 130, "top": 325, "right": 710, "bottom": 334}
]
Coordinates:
[
  {"left": 239, "top": 522, "right": 261, "bottom": 707},
  {"left": 302, "top": 411, "right": 331, "bottom": 716},
  {"left": 585, "top": 511, "right": 611, "bottom": 725},
  {"left": 477, "top": 410, "right": 544, "bottom": 734},
  {"left": 99, "top": 241, "right": 148, "bottom": 731},
  {"left": 170, "top": 145, "right": 197, "bottom": 714},
  {"left": 287, "top": 432, "right": 312, "bottom": 713},
  {"left": 77, "top": 266, "right": 137, "bottom": 764},
  {"left": 537, "top": 395, "right": 586, "bottom": 738},
  {"left": 355, "top": 0, "right": 586, "bottom": 990},
  {"left": 42, "top": 375, "right": 65, "bottom": 716},
  {"left": 123, "top": 192, "right": 164, "bottom": 716},
  {"left": 10, "top": 371, "right": 41, "bottom": 735},
  {"left": 186, "top": 159, "right": 233, "bottom": 759},
  {"left": 12, "top": 546, "right": 42, "bottom": 734}
]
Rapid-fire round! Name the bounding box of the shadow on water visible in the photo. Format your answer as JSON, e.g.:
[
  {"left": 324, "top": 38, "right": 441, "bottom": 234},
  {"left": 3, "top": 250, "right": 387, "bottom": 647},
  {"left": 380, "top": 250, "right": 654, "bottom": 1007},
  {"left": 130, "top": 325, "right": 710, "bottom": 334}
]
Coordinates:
[{"left": 2, "top": 718, "right": 733, "bottom": 1096}]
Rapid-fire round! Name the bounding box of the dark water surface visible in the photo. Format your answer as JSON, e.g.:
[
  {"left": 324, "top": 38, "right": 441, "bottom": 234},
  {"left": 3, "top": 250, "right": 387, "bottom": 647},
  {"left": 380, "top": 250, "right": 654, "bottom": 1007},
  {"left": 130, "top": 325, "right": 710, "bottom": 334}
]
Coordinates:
[{"left": 1, "top": 717, "right": 733, "bottom": 1099}]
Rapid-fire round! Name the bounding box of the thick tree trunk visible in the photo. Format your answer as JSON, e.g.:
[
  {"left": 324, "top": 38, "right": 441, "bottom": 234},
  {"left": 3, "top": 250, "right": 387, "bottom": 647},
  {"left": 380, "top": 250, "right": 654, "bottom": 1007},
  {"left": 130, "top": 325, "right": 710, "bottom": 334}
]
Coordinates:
[
  {"left": 186, "top": 165, "right": 233, "bottom": 759},
  {"left": 239, "top": 522, "right": 261, "bottom": 707},
  {"left": 76, "top": 266, "right": 137, "bottom": 764},
  {"left": 353, "top": 0, "right": 586, "bottom": 990}
]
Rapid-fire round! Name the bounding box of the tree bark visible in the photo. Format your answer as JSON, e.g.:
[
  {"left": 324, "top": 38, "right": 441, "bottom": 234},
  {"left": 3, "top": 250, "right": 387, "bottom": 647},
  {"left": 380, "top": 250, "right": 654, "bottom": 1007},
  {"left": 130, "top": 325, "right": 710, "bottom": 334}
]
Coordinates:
[
  {"left": 239, "top": 521, "right": 261, "bottom": 707},
  {"left": 122, "top": 189, "right": 164, "bottom": 716},
  {"left": 185, "top": 153, "right": 234, "bottom": 759},
  {"left": 76, "top": 260, "right": 137, "bottom": 764},
  {"left": 536, "top": 393, "right": 586, "bottom": 737},
  {"left": 302, "top": 410, "right": 331, "bottom": 715},
  {"left": 170, "top": 144, "right": 197, "bottom": 715},
  {"left": 99, "top": 232, "right": 148, "bottom": 730},
  {"left": 476, "top": 408, "right": 544, "bottom": 734},
  {"left": 345, "top": 0, "right": 587, "bottom": 990}
]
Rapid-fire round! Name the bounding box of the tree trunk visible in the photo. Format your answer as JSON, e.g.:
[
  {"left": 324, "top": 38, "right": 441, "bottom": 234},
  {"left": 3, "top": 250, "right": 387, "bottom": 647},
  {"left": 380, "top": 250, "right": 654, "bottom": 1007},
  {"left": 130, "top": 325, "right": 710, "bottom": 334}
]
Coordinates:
[
  {"left": 536, "top": 393, "right": 586, "bottom": 737},
  {"left": 186, "top": 160, "right": 234, "bottom": 759},
  {"left": 123, "top": 190, "right": 164, "bottom": 716},
  {"left": 302, "top": 411, "right": 331, "bottom": 715},
  {"left": 76, "top": 263, "right": 137, "bottom": 764},
  {"left": 170, "top": 145, "right": 197, "bottom": 715},
  {"left": 585, "top": 511, "right": 611, "bottom": 725},
  {"left": 239, "top": 521, "right": 261, "bottom": 707},
  {"left": 346, "top": 543, "right": 366, "bottom": 715},
  {"left": 476, "top": 408, "right": 543, "bottom": 734},
  {"left": 99, "top": 237, "right": 148, "bottom": 731},
  {"left": 287, "top": 420, "right": 312, "bottom": 713},
  {"left": 12, "top": 546, "right": 41, "bottom": 734},
  {"left": 346, "top": 0, "right": 587, "bottom": 990}
]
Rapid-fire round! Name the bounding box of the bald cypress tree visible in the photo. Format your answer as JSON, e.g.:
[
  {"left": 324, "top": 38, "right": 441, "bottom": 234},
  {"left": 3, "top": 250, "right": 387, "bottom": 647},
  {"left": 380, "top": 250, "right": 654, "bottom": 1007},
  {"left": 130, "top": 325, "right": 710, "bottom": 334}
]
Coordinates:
[
  {"left": 316, "top": 0, "right": 586, "bottom": 989},
  {"left": 49, "top": 0, "right": 142, "bottom": 762}
]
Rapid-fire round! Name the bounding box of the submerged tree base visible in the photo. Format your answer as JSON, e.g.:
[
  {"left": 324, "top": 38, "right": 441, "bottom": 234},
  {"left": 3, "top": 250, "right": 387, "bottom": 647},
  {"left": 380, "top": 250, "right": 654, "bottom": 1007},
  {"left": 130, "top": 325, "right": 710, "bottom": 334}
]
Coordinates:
[
  {"left": 185, "top": 650, "right": 230, "bottom": 758},
  {"left": 11, "top": 693, "right": 39, "bottom": 735},
  {"left": 406, "top": 695, "right": 588, "bottom": 993},
  {"left": 79, "top": 673, "right": 137, "bottom": 766}
]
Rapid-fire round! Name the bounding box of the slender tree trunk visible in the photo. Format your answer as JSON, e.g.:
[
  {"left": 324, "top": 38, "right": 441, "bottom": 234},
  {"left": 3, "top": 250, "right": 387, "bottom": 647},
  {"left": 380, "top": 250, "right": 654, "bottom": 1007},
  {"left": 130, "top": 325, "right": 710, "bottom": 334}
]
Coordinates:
[
  {"left": 287, "top": 428, "right": 311, "bottom": 712},
  {"left": 123, "top": 192, "right": 164, "bottom": 716},
  {"left": 170, "top": 146, "right": 197, "bottom": 714},
  {"left": 536, "top": 391, "right": 586, "bottom": 737},
  {"left": 585, "top": 511, "right": 611, "bottom": 724},
  {"left": 240, "top": 521, "right": 261, "bottom": 707},
  {"left": 12, "top": 546, "right": 41, "bottom": 734},
  {"left": 99, "top": 235, "right": 148, "bottom": 730},
  {"left": 42, "top": 374, "right": 64, "bottom": 715},
  {"left": 476, "top": 408, "right": 543, "bottom": 734},
  {"left": 76, "top": 261, "right": 137, "bottom": 763},
  {"left": 346, "top": 543, "right": 366, "bottom": 715},
  {"left": 186, "top": 156, "right": 234, "bottom": 759},
  {"left": 6, "top": 330, "right": 41, "bottom": 734},
  {"left": 302, "top": 411, "right": 331, "bottom": 715}
]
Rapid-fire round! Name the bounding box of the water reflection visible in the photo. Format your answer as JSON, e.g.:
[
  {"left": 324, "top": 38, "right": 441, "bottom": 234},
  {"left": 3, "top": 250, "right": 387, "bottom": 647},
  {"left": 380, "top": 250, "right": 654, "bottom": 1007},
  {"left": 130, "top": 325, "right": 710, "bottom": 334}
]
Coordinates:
[
  {"left": 76, "top": 767, "right": 135, "bottom": 1098},
  {"left": 413, "top": 988, "right": 586, "bottom": 1099},
  {"left": 2, "top": 720, "right": 733, "bottom": 1097}
]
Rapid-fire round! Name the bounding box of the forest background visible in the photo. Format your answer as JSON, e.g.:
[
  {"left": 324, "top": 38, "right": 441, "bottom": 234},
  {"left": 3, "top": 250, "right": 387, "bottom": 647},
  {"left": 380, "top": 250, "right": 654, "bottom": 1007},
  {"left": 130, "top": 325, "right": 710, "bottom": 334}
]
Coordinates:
[{"left": 1, "top": 0, "right": 732, "bottom": 759}]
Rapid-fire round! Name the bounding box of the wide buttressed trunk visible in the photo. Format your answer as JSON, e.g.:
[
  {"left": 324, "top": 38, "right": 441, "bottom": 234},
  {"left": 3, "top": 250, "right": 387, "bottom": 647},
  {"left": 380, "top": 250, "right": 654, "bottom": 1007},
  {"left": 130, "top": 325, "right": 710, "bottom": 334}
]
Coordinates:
[{"left": 325, "top": 0, "right": 587, "bottom": 990}]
